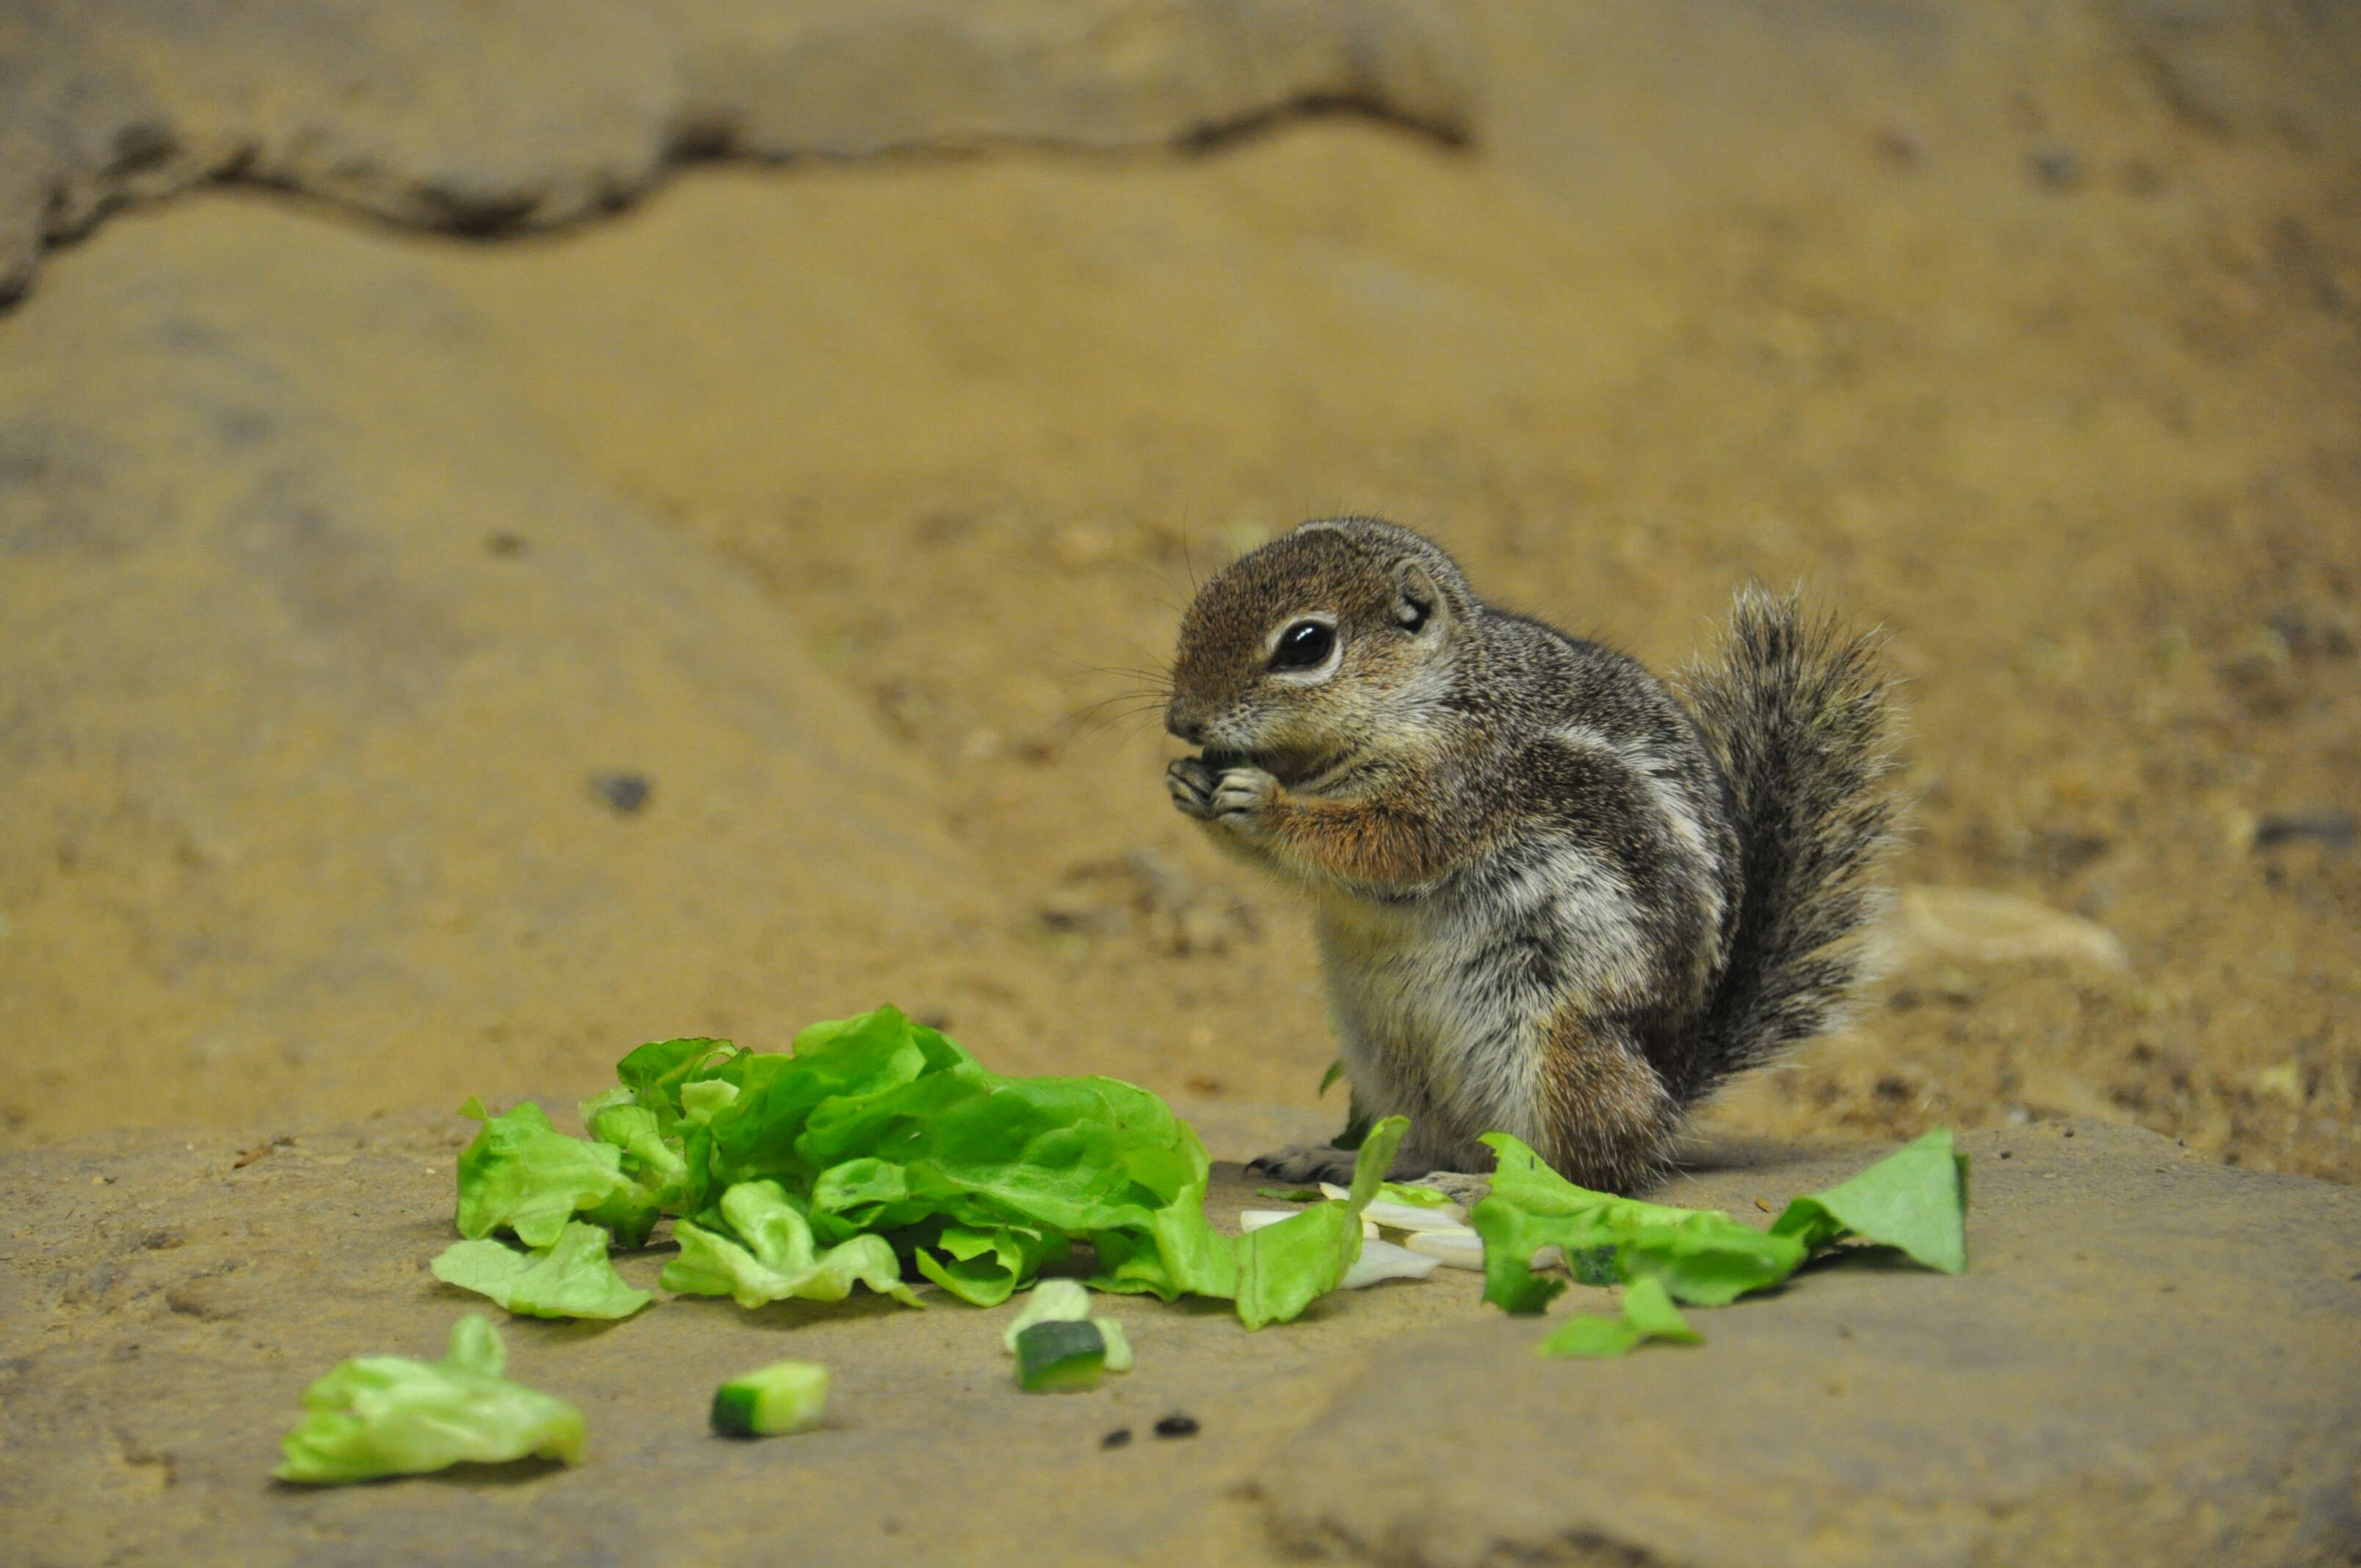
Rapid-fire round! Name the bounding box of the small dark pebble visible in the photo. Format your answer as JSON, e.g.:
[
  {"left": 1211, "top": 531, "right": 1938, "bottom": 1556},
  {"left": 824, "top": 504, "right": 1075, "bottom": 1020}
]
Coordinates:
[
  {"left": 485, "top": 531, "right": 529, "bottom": 558},
  {"left": 1153, "top": 1414, "right": 1200, "bottom": 1439},
  {"left": 2252, "top": 810, "right": 2357, "bottom": 853},
  {"left": 1101, "top": 1428, "right": 1132, "bottom": 1450},
  {"left": 2063, "top": 1128, "right": 2075, "bottom": 1138},
  {"left": 2034, "top": 827, "right": 2111, "bottom": 878},
  {"left": 2000, "top": 1150, "right": 2012, "bottom": 1159},
  {"left": 1871, "top": 128, "right": 1923, "bottom": 171},
  {"left": 589, "top": 771, "right": 652, "bottom": 815},
  {"left": 2028, "top": 146, "right": 2086, "bottom": 191}
]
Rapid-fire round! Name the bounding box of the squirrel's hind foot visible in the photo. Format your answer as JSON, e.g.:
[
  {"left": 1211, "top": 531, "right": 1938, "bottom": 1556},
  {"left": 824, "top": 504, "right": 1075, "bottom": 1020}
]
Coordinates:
[
  {"left": 1245, "top": 1141, "right": 1366, "bottom": 1187},
  {"left": 1243, "top": 1144, "right": 1491, "bottom": 1208}
]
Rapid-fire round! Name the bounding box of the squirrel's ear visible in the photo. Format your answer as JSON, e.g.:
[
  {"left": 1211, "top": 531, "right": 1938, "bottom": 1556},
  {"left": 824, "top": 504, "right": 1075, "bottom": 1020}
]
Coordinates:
[{"left": 1391, "top": 560, "right": 1451, "bottom": 639}]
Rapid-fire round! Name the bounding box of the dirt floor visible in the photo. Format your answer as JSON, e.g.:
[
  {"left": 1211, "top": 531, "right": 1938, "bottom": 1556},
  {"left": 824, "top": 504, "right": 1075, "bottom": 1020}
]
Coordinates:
[{"left": 4, "top": 1, "right": 2357, "bottom": 1185}]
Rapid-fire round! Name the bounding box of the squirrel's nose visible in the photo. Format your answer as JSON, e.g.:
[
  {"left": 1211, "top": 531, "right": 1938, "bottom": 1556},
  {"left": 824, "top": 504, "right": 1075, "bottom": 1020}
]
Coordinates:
[{"left": 1166, "top": 702, "right": 1208, "bottom": 746}]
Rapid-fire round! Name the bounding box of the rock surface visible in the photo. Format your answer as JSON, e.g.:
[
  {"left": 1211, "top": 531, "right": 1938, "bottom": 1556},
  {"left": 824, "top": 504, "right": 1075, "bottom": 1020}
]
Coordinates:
[
  {"left": 0, "top": 0, "right": 1473, "bottom": 302},
  {"left": 1265, "top": 1120, "right": 2361, "bottom": 1567},
  {"left": 0, "top": 187, "right": 990, "bottom": 1136},
  {"left": 1, "top": 1114, "right": 2351, "bottom": 1565}
]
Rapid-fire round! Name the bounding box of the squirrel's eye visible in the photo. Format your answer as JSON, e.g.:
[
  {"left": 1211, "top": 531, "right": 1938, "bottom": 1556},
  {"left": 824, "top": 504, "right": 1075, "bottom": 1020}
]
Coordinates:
[{"left": 1269, "top": 620, "right": 1337, "bottom": 672}]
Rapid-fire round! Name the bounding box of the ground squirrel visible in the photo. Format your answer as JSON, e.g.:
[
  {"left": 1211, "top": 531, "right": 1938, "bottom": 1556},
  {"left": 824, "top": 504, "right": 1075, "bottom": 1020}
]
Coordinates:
[{"left": 1164, "top": 518, "right": 1900, "bottom": 1194}]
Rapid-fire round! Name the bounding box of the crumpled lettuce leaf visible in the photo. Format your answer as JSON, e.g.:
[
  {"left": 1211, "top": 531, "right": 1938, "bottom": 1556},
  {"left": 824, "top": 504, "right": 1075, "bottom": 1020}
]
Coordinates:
[
  {"left": 661, "top": 1180, "right": 922, "bottom": 1310},
  {"left": 1475, "top": 1128, "right": 1973, "bottom": 1350},
  {"left": 1374, "top": 1180, "right": 1457, "bottom": 1210},
  {"left": 452, "top": 1006, "right": 1394, "bottom": 1328},
  {"left": 431, "top": 1222, "right": 652, "bottom": 1320},
  {"left": 909, "top": 1221, "right": 1068, "bottom": 1307},
  {"left": 275, "top": 1315, "right": 585, "bottom": 1484},
  {"left": 1233, "top": 1117, "right": 1408, "bottom": 1328},
  {"left": 1534, "top": 1276, "right": 1701, "bottom": 1358},
  {"left": 1770, "top": 1127, "right": 1970, "bottom": 1273},
  {"left": 1473, "top": 1132, "right": 1810, "bottom": 1312},
  {"left": 453, "top": 1099, "right": 660, "bottom": 1249}
]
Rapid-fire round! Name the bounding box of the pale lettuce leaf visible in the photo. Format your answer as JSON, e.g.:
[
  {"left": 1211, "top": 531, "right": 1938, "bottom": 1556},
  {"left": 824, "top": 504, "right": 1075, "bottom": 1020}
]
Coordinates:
[{"left": 275, "top": 1315, "right": 584, "bottom": 1484}]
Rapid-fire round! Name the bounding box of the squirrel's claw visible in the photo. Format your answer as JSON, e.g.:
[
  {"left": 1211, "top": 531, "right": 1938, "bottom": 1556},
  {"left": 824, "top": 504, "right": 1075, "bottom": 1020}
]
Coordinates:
[
  {"left": 1167, "top": 755, "right": 1220, "bottom": 819},
  {"left": 1245, "top": 1142, "right": 1365, "bottom": 1186},
  {"left": 1208, "top": 766, "right": 1280, "bottom": 827},
  {"left": 1169, "top": 756, "right": 1278, "bottom": 829}
]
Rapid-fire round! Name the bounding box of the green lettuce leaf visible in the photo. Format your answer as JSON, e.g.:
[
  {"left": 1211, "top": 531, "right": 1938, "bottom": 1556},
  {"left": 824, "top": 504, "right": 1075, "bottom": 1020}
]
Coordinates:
[
  {"left": 910, "top": 1221, "right": 1070, "bottom": 1307},
  {"left": 1534, "top": 1276, "right": 1701, "bottom": 1358},
  {"left": 1233, "top": 1116, "right": 1407, "bottom": 1329},
  {"left": 1616, "top": 1215, "right": 1810, "bottom": 1307},
  {"left": 1374, "top": 1180, "right": 1457, "bottom": 1210},
  {"left": 451, "top": 1006, "right": 1410, "bottom": 1329},
  {"left": 614, "top": 1036, "right": 739, "bottom": 1113},
  {"left": 431, "top": 1222, "right": 653, "bottom": 1320},
  {"left": 660, "top": 1179, "right": 922, "bottom": 1310},
  {"left": 453, "top": 1098, "right": 659, "bottom": 1249},
  {"left": 275, "top": 1315, "right": 585, "bottom": 1484},
  {"left": 1233, "top": 1201, "right": 1364, "bottom": 1330},
  {"left": 579, "top": 1102, "right": 692, "bottom": 1213},
  {"left": 1770, "top": 1127, "right": 1970, "bottom": 1274},
  {"left": 1470, "top": 1132, "right": 1807, "bottom": 1310},
  {"left": 1477, "top": 1128, "right": 1973, "bottom": 1357}
]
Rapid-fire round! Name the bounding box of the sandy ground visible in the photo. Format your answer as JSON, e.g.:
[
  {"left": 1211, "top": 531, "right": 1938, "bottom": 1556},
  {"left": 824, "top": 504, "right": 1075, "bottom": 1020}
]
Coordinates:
[{"left": 4, "top": 4, "right": 2357, "bottom": 1183}]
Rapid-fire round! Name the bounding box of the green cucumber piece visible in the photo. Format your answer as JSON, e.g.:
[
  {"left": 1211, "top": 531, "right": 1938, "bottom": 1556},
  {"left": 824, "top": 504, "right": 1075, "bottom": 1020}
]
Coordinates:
[
  {"left": 710, "top": 1360, "right": 829, "bottom": 1437},
  {"left": 1015, "top": 1318, "right": 1106, "bottom": 1392}
]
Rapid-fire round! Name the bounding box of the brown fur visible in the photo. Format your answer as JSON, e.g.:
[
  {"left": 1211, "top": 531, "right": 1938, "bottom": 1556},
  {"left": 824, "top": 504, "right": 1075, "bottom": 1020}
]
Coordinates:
[
  {"left": 1535, "top": 1006, "right": 1682, "bottom": 1193},
  {"left": 1258, "top": 779, "right": 1468, "bottom": 886}
]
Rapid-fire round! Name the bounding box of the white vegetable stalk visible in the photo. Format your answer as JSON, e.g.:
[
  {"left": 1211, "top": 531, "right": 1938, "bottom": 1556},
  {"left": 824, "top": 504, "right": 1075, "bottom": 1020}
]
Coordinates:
[
  {"left": 1240, "top": 1208, "right": 1379, "bottom": 1238},
  {"left": 1401, "top": 1229, "right": 1484, "bottom": 1271},
  {"left": 1316, "top": 1183, "right": 1469, "bottom": 1231},
  {"left": 1339, "top": 1238, "right": 1441, "bottom": 1289}
]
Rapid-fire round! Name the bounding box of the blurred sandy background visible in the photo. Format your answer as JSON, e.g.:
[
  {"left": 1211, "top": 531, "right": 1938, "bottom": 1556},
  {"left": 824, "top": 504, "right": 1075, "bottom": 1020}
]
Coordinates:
[{"left": 3, "top": 0, "right": 2355, "bottom": 1183}]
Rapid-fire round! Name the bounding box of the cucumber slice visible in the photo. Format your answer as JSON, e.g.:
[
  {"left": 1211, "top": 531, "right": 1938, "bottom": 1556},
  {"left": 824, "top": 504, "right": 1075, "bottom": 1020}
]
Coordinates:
[
  {"left": 1001, "top": 1278, "right": 1092, "bottom": 1351},
  {"left": 1014, "top": 1318, "right": 1106, "bottom": 1392},
  {"left": 710, "top": 1360, "right": 829, "bottom": 1437}
]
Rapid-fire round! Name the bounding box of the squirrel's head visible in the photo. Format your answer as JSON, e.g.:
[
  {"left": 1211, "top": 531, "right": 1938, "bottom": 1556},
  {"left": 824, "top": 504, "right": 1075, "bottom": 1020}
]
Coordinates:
[{"left": 1165, "top": 518, "right": 1476, "bottom": 785}]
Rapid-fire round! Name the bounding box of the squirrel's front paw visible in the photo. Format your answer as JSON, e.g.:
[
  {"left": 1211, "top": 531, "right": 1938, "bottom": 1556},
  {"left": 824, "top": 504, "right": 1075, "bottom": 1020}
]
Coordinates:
[
  {"left": 1168, "top": 758, "right": 1280, "bottom": 830},
  {"left": 1167, "top": 756, "right": 1222, "bottom": 819},
  {"left": 1208, "top": 766, "right": 1280, "bottom": 829}
]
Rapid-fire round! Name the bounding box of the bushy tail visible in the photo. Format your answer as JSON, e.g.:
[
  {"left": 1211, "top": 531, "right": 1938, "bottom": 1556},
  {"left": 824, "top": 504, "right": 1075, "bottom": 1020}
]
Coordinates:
[{"left": 1677, "top": 587, "right": 1904, "bottom": 1101}]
